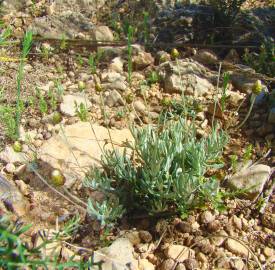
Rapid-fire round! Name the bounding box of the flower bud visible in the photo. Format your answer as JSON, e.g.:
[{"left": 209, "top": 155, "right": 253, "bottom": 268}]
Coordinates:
[{"left": 252, "top": 80, "right": 262, "bottom": 95}]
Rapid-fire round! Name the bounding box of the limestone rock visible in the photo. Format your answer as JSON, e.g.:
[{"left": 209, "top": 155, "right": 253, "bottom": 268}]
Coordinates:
[
  {"left": 228, "top": 164, "right": 271, "bottom": 199},
  {"left": 109, "top": 57, "right": 124, "bottom": 73},
  {"left": 0, "top": 146, "right": 27, "bottom": 164},
  {"left": 133, "top": 51, "right": 154, "bottom": 69},
  {"left": 0, "top": 174, "right": 29, "bottom": 216},
  {"left": 164, "top": 244, "right": 195, "bottom": 262},
  {"left": 105, "top": 90, "right": 124, "bottom": 107},
  {"left": 60, "top": 94, "right": 91, "bottom": 117},
  {"left": 92, "top": 26, "right": 114, "bottom": 42},
  {"left": 159, "top": 60, "right": 214, "bottom": 96},
  {"left": 92, "top": 238, "right": 138, "bottom": 270},
  {"left": 225, "top": 239, "right": 250, "bottom": 258},
  {"left": 38, "top": 122, "right": 133, "bottom": 188},
  {"left": 139, "top": 259, "right": 155, "bottom": 270}
]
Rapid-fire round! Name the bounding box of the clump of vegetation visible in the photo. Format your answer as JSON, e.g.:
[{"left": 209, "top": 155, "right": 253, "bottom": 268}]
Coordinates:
[
  {"left": 0, "top": 29, "right": 32, "bottom": 141},
  {"left": 0, "top": 215, "right": 96, "bottom": 269},
  {"left": 243, "top": 42, "right": 275, "bottom": 77},
  {"left": 86, "top": 118, "right": 228, "bottom": 227},
  {"left": 209, "top": 0, "right": 246, "bottom": 26}
]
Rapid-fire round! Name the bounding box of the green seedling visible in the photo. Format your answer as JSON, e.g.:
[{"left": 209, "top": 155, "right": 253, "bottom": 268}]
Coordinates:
[
  {"left": 229, "top": 154, "right": 238, "bottom": 172},
  {"left": 243, "top": 144, "right": 253, "bottom": 162},
  {"left": 75, "top": 102, "right": 88, "bottom": 122},
  {"left": 60, "top": 34, "right": 67, "bottom": 50},
  {"left": 39, "top": 95, "right": 48, "bottom": 115}
]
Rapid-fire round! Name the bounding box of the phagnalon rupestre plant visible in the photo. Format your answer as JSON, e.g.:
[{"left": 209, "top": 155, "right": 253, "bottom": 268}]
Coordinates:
[{"left": 86, "top": 118, "right": 228, "bottom": 226}]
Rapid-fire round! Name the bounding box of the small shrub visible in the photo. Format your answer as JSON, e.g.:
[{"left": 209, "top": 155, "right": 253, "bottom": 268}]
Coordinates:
[{"left": 86, "top": 118, "right": 228, "bottom": 226}]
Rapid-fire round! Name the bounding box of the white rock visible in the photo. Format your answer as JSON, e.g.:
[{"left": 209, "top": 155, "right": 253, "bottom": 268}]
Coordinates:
[
  {"left": 133, "top": 51, "right": 154, "bottom": 69},
  {"left": 5, "top": 163, "right": 16, "bottom": 174},
  {"left": 225, "top": 239, "right": 250, "bottom": 258},
  {"left": 200, "top": 211, "right": 215, "bottom": 224},
  {"left": 229, "top": 164, "right": 271, "bottom": 199},
  {"left": 164, "top": 245, "right": 195, "bottom": 262},
  {"left": 38, "top": 122, "right": 133, "bottom": 188},
  {"left": 133, "top": 100, "right": 146, "bottom": 115},
  {"left": 0, "top": 146, "right": 27, "bottom": 164},
  {"left": 109, "top": 57, "right": 124, "bottom": 73},
  {"left": 139, "top": 259, "right": 155, "bottom": 270},
  {"left": 92, "top": 26, "right": 114, "bottom": 42},
  {"left": 104, "top": 90, "right": 124, "bottom": 107},
  {"left": 60, "top": 94, "right": 92, "bottom": 117},
  {"left": 92, "top": 238, "right": 138, "bottom": 270}
]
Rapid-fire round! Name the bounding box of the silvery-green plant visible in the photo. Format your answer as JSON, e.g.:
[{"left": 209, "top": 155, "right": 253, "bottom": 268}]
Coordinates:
[{"left": 85, "top": 118, "right": 228, "bottom": 224}]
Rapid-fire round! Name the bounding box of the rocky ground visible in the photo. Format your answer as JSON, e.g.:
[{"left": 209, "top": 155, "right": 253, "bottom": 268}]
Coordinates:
[{"left": 0, "top": 0, "right": 274, "bottom": 269}]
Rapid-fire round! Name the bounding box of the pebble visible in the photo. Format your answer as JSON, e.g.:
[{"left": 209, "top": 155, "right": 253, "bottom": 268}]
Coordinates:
[
  {"left": 15, "top": 180, "right": 29, "bottom": 196},
  {"left": 200, "top": 211, "right": 215, "bottom": 224},
  {"left": 161, "top": 259, "right": 174, "bottom": 270},
  {"left": 263, "top": 247, "right": 274, "bottom": 257},
  {"left": 139, "top": 259, "right": 155, "bottom": 270},
  {"left": 133, "top": 100, "right": 147, "bottom": 115},
  {"left": 164, "top": 245, "right": 195, "bottom": 262},
  {"left": 139, "top": 231, "right": 153, "bottom": 243},
  {"left": 177, "top": 221, "right": 192, "bottom": 233},
  {"left": 175, "top": 264, "right": 186, "bottom": 270},
  {"left": 184, "top": 258, "right": 198, "bottom": 270},
  {"left": 225, "top": 239, "right": 250, "bottom": 257},
  {"left": 232, "top": 215, "right": 242, "bottom": 230},
  {"left": 126, "top": 231, "right": 141, "bottom": 246},
  {"left": 5, "top": 163, "right": 16, "bottom": 173}
]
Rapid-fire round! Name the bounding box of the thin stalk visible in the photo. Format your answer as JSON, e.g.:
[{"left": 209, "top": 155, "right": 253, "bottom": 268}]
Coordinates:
[
  {"left": 212, "top": 62, "right": 222, "bottom": 127},
  {"left": 236, "top": 94, "right": 256, "bottom": 129}
]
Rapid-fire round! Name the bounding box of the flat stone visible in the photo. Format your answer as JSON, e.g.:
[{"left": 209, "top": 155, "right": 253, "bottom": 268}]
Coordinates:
[
  {"left": 228, "top": 164, "right": 271, "bottom": 199},
  {"left": 225, "top": 239, "right": 251, "bottom": 258},
  {"left": 139, "top": 259, "right": 155, "bottom": 270},
  {"left": 60, "top": 94, "right": 92, "bottom": 117},
  {"left": 92, "top": 238, "right": 138, "bottom": 270},
  {"left": 104, "top": 90, "right": 124, "bottom": 107},
  {"left": 164, "top": 245, "right": 195, "bottom": 262},
  {"left": 133, "top": 51, "right": 154, "bottom": 69},
  {"left": 38, "top": 122, "right": 133, "bottom": 188},
  {"left": 0, "top": 146, "right": 27, "bottom": 164},
  {"left": 159, "top": 60, "right": 214, "bottom": 96},
  {"left": 91, "top": 26, "right": 114, "bottom": 42},
  {"left": 0, "top": 174, "right": 29, "bottom": 216}
]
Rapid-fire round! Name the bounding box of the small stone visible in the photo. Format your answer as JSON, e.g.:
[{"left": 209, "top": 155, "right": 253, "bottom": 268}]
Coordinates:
[
  {"left": 104, "top": 90, "right": 124, "bottom": 107},
  {"left": 15, "top": 180, "right": 29, "bottom": 196},
  {"left": 164, "top": 245, "right": 195, "bottom": 262},
  {"left": 197, "top": 252, "right": 207, "bottom": 263},
  {"left": 232, "top": 215, "right": 242, "bottom": 230},
  {"left": 126, "top": 231, "right": 141, "bottom": 246},
  {"left": 184, "top": 258, "right": 198, "bottom": 270},
  {"left": 207, "top": 220, "right": 221, "bottom": 232},
  {"left": 5, "top": 163, "right": 16, "bottom": 174},
  {"left": 60, "top": 94, "right": 91, "bottom": 117},
  {"left": 228, "top": 164, "right": 271, "bottom": 199},
  {"left": 161, "top": 259, "right": 175, "bottom": 270},
  {"left": 225, "top": 239, "right": 250, "bottom": 257},
  {"left": 133, "top": 100, "right": 147, "bottom": 115},
  {"left": 177, "top": 221, "right": 192, "bottom": 233},
  {"left": 139, "top": 259, "right": 155, "bottom": 270},
  {"left": 175, "top": 264, "right": 186, "bottom": 270},
  {"left": 231, "top": 258, "right": 245, "bottom": 270},
  {"left": 263, "top": 247, "right": 274, "bottom": 257},
  {"left": 0, "top": 146, "right": 26, "bottom": 164},
  {"left": 133, "top": 51, "right": 154, "bottom": 69},
  {"left": 92, "top": 26, "right": 114, "bottom": 42},
  {"left": 109, "top": 57, "right": 124, "bottom": 73},
  {"left": 200, "top": 211, "right": 215, "bottom": 224},
  {"left": 139, "top": 231, "right": 153, "bottom": 243}
]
